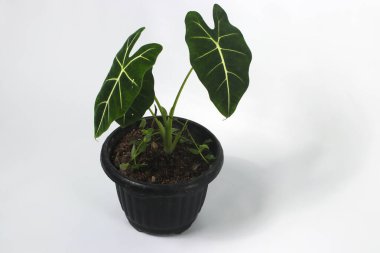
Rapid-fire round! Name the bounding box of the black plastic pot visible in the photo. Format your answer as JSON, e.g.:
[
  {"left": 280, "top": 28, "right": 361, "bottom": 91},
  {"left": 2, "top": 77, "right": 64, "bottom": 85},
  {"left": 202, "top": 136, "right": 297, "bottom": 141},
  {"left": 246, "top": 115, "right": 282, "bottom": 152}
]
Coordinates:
[{"left": 101, "top": 117, "right": 224, "bottom": 235}]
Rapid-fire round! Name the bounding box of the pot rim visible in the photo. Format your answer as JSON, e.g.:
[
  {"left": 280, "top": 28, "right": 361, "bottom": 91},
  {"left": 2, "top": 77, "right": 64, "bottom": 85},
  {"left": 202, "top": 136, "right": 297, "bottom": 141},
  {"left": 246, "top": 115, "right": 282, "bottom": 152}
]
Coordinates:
[{"left": 101, "top": 116, "right": 224, "bottom": 194}]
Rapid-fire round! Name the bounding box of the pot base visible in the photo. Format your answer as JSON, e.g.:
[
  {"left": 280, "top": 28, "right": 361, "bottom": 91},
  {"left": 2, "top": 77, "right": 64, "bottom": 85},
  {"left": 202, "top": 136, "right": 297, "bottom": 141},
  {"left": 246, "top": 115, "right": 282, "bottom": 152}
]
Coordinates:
[
  {"left": 127, "top": 217, "right": 196, "bottom": 235},
  {"left": 116, "top": 184, "right": 207, "bottom": 235}
]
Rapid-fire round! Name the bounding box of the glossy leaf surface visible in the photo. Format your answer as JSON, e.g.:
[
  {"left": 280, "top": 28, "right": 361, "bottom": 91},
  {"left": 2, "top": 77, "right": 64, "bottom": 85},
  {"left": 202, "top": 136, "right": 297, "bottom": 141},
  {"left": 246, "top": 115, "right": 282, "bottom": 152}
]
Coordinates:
[
  {"left": 185, "top": 4, "right": 252, "bottom": 117},
  {"left": 94, "top": 28, "right": 162, "bottom": 137},
  {"left": 116, "top": 70, "right": 155, "bottom": 127}
]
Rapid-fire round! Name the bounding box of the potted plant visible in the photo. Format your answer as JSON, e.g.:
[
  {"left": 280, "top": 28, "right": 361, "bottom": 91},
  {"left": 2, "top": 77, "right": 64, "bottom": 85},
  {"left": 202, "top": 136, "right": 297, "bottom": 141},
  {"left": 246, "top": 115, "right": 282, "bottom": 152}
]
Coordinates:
[{"left": 95, "top": 4, "right": 252, "bottom": 234}]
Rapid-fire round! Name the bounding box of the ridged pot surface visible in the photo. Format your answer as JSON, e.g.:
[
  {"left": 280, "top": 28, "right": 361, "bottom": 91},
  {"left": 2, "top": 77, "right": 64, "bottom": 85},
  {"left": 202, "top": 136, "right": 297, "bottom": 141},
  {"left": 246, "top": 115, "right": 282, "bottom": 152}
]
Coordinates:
[{"left": 101, "top": 117, "right": 224, "bottom": 234}]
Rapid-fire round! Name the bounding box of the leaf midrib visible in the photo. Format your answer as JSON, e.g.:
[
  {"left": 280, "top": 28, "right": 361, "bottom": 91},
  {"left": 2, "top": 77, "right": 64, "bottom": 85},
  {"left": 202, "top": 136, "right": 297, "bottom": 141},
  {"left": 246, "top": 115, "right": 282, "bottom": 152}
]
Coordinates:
[
  {"left": 95, "top": 47, "right": 155, "bottom": 136},
  {"left": 192, "top": 20, "right": 235, "bottom": 115}
]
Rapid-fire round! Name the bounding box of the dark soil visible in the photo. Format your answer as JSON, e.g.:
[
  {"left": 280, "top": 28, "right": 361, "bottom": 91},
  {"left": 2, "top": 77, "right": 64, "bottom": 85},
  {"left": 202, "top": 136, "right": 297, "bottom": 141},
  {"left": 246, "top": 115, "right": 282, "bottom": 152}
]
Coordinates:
[{"left": 111, "top": 128, "right": 210, "bottom": 184}]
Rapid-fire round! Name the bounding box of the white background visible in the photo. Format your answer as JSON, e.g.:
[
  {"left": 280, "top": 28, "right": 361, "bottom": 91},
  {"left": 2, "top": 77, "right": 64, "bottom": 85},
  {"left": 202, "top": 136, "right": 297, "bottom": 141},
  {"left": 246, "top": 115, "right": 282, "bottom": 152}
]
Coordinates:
[{"left": 1, "top": 0, "right": 380, "bottom": 252}]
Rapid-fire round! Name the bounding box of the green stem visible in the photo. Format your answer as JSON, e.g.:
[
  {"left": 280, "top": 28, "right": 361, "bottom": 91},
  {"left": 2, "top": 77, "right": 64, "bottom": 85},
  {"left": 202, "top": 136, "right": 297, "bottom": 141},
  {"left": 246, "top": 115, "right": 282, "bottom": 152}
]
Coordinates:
[
  {"left": 133, "top": 140, "right": 144, "bottom": 164},
  {"left": 148, "top": 68, "right": 194, "bottom": 155},
  {"left": 169, "top": 68, "right": 193, "bottom": 118},
  {"left": 170, "top": 120, "right": 188, "bottom": 153},
  {"left": 161, "top": 68, "right": 193, "bottom": 154},
  {"left": 187, "top": 129, "right": 209, "bottom": 164},
  {"left": 149, "top": 107, "right": 171, "bottom": 154},
  {"left": 154, "top": 96, "right": 166, "bottom": 120},
  {"left": 154, "top": 96, "right": 163, "bottom": 111},
  {"left": 148, "top": 108, "right": 165, "bottom": 137}
]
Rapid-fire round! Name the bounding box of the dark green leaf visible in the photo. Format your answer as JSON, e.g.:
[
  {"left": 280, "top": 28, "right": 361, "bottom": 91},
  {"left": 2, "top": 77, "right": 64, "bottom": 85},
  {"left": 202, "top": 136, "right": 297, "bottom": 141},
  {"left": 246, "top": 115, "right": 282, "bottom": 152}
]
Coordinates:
[
  {"left": 94, "top": 28, "right": 162, "bottom": 137},
  {"left": 116, "top": 70, "right": 155, "bottom": 127},
  {"left": 185, "top": 4, "right": 252, "bottom": 117}
]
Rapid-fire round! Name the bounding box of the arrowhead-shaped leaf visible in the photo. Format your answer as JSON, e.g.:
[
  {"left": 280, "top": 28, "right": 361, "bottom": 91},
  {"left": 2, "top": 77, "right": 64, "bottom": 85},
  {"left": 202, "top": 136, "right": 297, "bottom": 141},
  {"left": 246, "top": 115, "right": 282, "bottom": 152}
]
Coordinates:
[
  {"left": 94, "top": 28, "right": 162, "bottom": 138},
  {"left": 185, "top": 4, "right": 252, "bottom": 117}
]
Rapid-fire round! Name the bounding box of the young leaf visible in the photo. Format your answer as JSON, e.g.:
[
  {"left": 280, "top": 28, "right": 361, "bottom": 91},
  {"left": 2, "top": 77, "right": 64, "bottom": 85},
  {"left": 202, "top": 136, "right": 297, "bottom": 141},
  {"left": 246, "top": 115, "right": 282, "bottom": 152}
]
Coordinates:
[
  {"left": 131, "top": 144, "right": 137, "bottom": 159},
  {"left": 199, "top": 144, "right": 209, "bottom": 151},
  {"left": 119, "top": 163, "right": 129, "bottom": 170},
  {"left": 161, "top": 106, "right": 168, "bottom": 120},
  {"left": 94, "top": 28, "right": 162, "bottom": 138},
  {"left": 136, "top": 142, "right": 147, "bottom": 156},
  {"left": 142, "top": 128, "right": 153, "bottom": 135},
  {"left": 185, "top": 4, "right": 252, "bottom": 117},
  {"left": 188, "top": 148, "right": 200, "bottom": 155},
  {"left": 205, "top": 154, "right": 216, "bottom": 161},
  {"left": 143, "top": 135, "right": 151, "bottom": 143}
]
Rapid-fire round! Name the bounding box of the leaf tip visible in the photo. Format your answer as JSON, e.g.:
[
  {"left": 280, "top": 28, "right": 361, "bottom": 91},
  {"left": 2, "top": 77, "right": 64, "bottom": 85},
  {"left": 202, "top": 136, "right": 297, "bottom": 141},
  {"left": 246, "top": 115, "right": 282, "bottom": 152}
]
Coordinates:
[
  {"left": 94, "top": 130, "right": 101, "bottom": 139},
  {"left": 212, "top": 3, "right": 228, "bottom": 22},
  {"left": 213, "top": 3, "right": 222, "bottom": 10},
  {"left": 156, "top": 43, "right": 163, "bottom": 52},
  {"left": 213, "top": 3, "right": 224, "bottom": 13}
]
